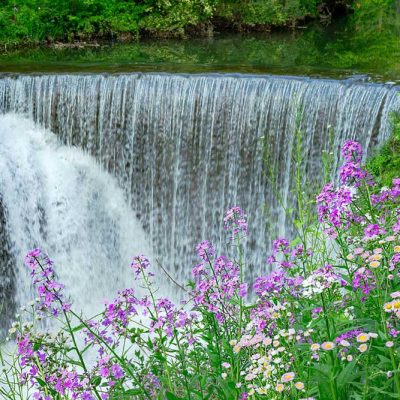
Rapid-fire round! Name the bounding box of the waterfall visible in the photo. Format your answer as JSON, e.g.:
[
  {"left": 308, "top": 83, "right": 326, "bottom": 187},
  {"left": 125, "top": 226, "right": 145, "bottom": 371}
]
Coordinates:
[
  {"left": 0, "top": 73, "right": 399, "bottom": 291},
  {"left": 0, "top": 114, "right": 150, "bottom": 327}
]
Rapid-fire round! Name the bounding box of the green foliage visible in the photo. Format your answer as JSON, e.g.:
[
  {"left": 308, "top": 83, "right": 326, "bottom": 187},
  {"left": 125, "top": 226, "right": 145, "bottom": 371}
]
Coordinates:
[
  {"left": 3, "top": 141, "right": 400, "bottom": 399},
  {"left": 139, "top": 0, "right": 215, "bottom": 33},
  {"left": 215, "top": 0, "right": 317, "bottom": 27},
  {"left": 367, "top": 113, "right": 400, "bottom": 187},
  {"left": 0, "top": 0, "right": 217, "bottom": 43},
  {"left": 0, "top": 0, "right": 358, "bottom": 44},
  {"left": 0, "top": 0, "right": 148, "bottom": 43}
]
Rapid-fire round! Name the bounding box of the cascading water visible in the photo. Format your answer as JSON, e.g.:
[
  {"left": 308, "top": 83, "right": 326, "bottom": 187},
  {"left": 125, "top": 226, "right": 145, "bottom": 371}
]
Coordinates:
[
  {"left": 0, "top": 73, "right": 399, "bottom": 312},
  {"left": 0, "top": 114, "right": 150, "bottom": 329}
]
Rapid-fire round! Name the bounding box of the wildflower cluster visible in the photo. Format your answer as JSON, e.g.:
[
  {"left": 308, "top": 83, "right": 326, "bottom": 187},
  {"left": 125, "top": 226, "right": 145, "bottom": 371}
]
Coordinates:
[
  {"left": 24, "top": 248, "right": 71, "bottom": 316},
  {"left": 2, "top": 140, "right": 400, "bottom": 399},
  {"left": 224, "top": 206, "right": 248, "bottom": 239}
]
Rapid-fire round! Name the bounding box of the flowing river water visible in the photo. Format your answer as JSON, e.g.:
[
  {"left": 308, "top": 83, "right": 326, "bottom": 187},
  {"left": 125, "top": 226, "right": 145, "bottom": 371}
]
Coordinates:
[{"left": 0, "top": 72, "right": 399, "bottom": 329}]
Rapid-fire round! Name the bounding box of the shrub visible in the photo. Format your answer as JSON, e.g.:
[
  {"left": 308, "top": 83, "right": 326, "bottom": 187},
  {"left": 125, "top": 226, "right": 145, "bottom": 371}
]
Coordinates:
[
  {"left": 0, "top": 0, "right": 358, "bottom": 44},
  {"left": 367, "top": 113, "right": 400, "bottom": 188},
  {"left": 1, "top": 139, "right": 400, "bottom": 399}
]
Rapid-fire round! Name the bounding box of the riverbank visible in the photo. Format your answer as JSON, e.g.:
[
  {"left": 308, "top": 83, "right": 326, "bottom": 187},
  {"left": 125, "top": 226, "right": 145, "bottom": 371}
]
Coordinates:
[{"left": 0, "top": 0, "right": 352, "bottom": 48}]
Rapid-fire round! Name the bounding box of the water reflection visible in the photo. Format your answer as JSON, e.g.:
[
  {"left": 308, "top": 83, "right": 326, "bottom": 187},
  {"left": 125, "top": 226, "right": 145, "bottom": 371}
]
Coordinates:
[{"left": 0, "top": 14, "right": 399, "bottom": 80}]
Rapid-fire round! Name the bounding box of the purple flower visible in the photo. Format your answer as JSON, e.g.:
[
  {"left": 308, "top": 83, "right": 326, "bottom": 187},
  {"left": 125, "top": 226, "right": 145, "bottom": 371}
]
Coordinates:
[
  {"left": 341, "top": 140, "right": 363, "bottom": 162},
  {"left": 224, "top": 206, "right": 248, "bottom": 238},
  {"left": 389, "top": 328, "right": 399, "bottom": 338},
  {"left": 239, "top": 283, "right": 248, "bottom": 298},
  {"left": 192, "top": 263, "right": 206, "bottom": 277},
  {"left": 390, "top": 253, "right": 400, "bottom": 271},
  {"left": 81, "top": 392, "right": 94, "bottom": 400},
  {"left": 17, "top": 335, "right": 34, "bottom": 367},
  {"left": 272, "top": 238, "right": 290, "bottom": 254},
  {"left": 280, "top": 261, "right": 293, "bottom": 269},
  {"left": 312, "top": 307, "right": 323, "bottom": 319},
  {"left": 191, "top": 254, "right": 242, "bottom": 323},
  {"left": 335, "top": 329, "right": 362, "bottom": 343},
  {"left": 316, "top": 184, "right": 353, "bottom": 229},
  {"left": 26, "top": 248, "right": 42, "bottom": 259},
  {"left": 111, "top": 364, "right": 124, "bottom": 380},
  {"left": 253, "top": 270, "right": 285, "bottom": 297},
  {"left": 33, "top": 393, "right": 51, "bottom": 400},
  {"left": 196, "top": 240, "right": 215, "bottom": 261},
  {"left": 143, "top": 373, "right": 161, "bottom": 398},
  {"left": 130, "top": 255, "right": 150, "bottom": 277},
  {"left": 393, "top": 218, "right": 400, "bottom": 234},
  {"left": 24, "top": 249, "right": 69, "bottom": 317},
  {"left": 352, "top": 267, "right": 376, "bottom": 298},
  {"left": 339, "top": 161, "right": 368, "bottom": 186},
  {"left": 100, "top": 366, "right": 110, "bottom": 378},
  {"left": 291, "top": 245, "right": 304, "bottom": 257},
  {"left": 364, "top": 224, "right": 385, "bottom": 238},
  {"left": 100, "top": 288, "right": 139, "bottom": 339}
]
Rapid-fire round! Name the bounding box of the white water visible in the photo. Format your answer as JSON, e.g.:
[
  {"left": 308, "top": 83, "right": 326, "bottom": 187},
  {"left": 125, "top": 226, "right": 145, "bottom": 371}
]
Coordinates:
[
  {"left": 0, "top": 73, "right": 399, "bottom": 325},
  {"left": 0, "top": 114, "right": 150, "bottom": 322}
]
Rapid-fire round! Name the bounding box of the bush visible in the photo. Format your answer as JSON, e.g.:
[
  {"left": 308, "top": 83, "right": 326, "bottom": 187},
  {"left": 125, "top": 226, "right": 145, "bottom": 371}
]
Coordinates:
[
  {"left": 367, "top": 113, "right": 400, "bottom": 188},
  {"left": 0, "top": 0, "right": 356, "bottom": 44},
  {"left": 0, "top": 0, "right": 147, "bottom": 43},
  {"left": 139, "top": 0, "right": 215, "bottom": 34},
  {"left": 214, "top": 0, "right": 314, "bottom": 27},
  {"left": 1, "top": 139, "right": 400, "bottom": 399}
]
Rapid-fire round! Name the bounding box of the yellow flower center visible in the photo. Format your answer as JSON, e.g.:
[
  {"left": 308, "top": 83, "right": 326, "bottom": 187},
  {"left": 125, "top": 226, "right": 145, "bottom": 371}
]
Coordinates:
[
  {"left": 276, "top": 384, "right": 284, "bottom": 392},
  {"left": 385, "top": 303, "right": 394, "bottom": 311},
  {"left": 359, "top": 344, "right": 368, "bottom": 353},
  {"left": 369, "top": 261, "right": 380, "bottom": 268},
  {"left": 295, "top": 382, "right": 305, "bottom": 390},
  {"left": 357, "top": 333, "right": 369, "bottom": 343}
]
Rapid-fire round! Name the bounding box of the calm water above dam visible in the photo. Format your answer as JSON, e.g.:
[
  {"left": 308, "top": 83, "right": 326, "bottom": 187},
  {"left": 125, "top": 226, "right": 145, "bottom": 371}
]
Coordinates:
[{"left": 0, "top": 21, "right": 399, "bottom": 82}]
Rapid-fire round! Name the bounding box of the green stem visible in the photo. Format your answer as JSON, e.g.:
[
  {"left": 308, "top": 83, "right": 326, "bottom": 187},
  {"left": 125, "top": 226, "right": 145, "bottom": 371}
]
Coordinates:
[
  {"left": 70, "top": 310, "right": 152, "bottom": 400},
  {"left": 363, "top": 346, "right": 370, "bottom": 400},
  {"left": 320, "top": 293, "right": 331, "bottom": 340},
  {"left": 35, "top": 258, "right": 102, "bottom": 400},
  {"left": 235, "top": 235, "right": 244, "bottom": 390},
  {"left": 174, "top": 331, "right": 191, "bottom": 399},
  {"left": 376, "top": 273, "right": 400, "bottom": 397},
  {"left": 0, "top": 348, "right": 16, "bottom": 400},
  {"left": 139, "top": 268, "right": 174, "bottom": 391}
]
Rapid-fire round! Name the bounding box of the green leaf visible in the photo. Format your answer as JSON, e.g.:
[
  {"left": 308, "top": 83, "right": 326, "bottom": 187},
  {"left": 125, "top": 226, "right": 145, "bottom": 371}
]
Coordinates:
[
  {"left": 216, "top": 379, "right": 237, "bottom": 399},
  {"left": 370, "top": 386, "right": 400, "bottom": 398},
  {"left": 336, "top": 360, "right": 359, "bottom": 388},
  {"left": 123, "top": 389, "right": 143, "bottom": 395},
  {"left": 91, "top": 375, "right": 102, "bottom": 387},
  {"left": 35, "top": 378, "right": 57, "bottom": 397},
  {"left": 166, "top": 392, "right": 183, "bottom": 400},
  {"left": 71, "top": 323, "right": 86, "bottom": 332},
  {"left": 35, "top": 378, "right": 47, "bottom": 388}
]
